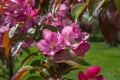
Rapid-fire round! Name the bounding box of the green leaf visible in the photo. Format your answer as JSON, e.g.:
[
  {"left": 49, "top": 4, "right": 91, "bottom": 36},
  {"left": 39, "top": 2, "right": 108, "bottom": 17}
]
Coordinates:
[
  {"left": 114, "top": 0, "right": 120, "bottom": 12},
  {"left": 27, "top": 76, "right": 44, "bottom": 80},
  {"left": 43, "top": 26, "right": 58, "bottom": 32},
  {"left": 11, "top": 66, "right": 43, "bottom": 80},
  {"left": 31, "top": 60, "right": 41, "bottom": 67},
  {"left": 88, "top": 0, "right": 106, "bottom": 20},
  {"left": 71, "top": 3, "right": 87, "bottom": 22},
  {"left": 11, "top": 66, "right": 33, "bottom": 80},
  {"left": 101, "top": 0, "right": 110, "bottom": 9},
  {"left": 22, "top": 53, "right": 37, "bottom": 66},
  {"left": 40, "top": 72, "right": 50, "bottom": 79},
  {"left": 63, "top": 65, "right": 89, "bottom": 74},
  {"left": 57, "top": 60, "right": 88, "bottom": 67}
]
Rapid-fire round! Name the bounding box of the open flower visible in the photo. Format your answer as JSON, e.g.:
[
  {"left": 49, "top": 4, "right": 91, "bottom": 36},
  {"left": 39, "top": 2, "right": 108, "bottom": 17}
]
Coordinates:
[
  {"left": 37, "top": 29, "right": 65, "bottom": 56},
  {"left": 78, "top": 66, "right": 104, "bottom": 80},
  {"left": 61, "top": 23, "right": 81, "bottom": 46}
]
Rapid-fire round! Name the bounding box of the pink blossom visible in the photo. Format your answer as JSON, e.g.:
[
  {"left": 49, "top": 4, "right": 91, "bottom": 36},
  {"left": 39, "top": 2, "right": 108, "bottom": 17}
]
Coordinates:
[
  {"left": 81, "top": 32, "right": 90, "bottom": 41},
  {"left": 0, "top": 15, "right": 9, "bottom": 33},
  {"left": 37, "top": 29, "right": 65, "bottom": 56},
  {"left": 8, "top": 0, "right": 35, "bottom": 7},
  {"left": 3, "top": 0, "right": 38, "bottom": 33},
  {"left": 19, "top": 7, "right": 38, "bottom": 33},
  {"left": 78, "top": 66, "right": 104, "bottom": 80},
  {"left": 61, "top": 23, "right": 81, "bottom": 46},
  {"left": 0, "top": 26, "right": 9, "bottom": 33},
  {"left": 73, "top": 41, "right": 90, "bottom": 57},
  {"left": 41, "top": 12, "right": 66, "bottom": 29},
  {"left": 52, "top": 17, "right": 66, "bottom": 28},
  {"left": 40, "top": 1, "right": 69, "bottom": 28},
  {"left": 56, "top": 3, "right": 69, "bottom": 17},
  {"left": 62, "top": 26, "right": 75, "bottom": 46},
  {"left": 41, "top": 12, "right": 55, "bottom": 27},
  {"left": 4, "top": 11, "right": 17, "bottom": 26}
]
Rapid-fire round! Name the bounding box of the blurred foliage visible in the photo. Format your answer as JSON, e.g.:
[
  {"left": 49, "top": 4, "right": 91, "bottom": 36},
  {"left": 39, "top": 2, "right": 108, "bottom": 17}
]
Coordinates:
[
  {"left": 81, "top": 16, "right": 120, "bottom": 43},
  {"left": 81, "top": 17, "right": 104, "bottom": 42}
]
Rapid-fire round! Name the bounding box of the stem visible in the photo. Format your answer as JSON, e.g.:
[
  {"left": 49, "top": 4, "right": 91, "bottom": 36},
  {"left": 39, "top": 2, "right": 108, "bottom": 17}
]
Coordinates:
[{"left": 8, "top": 55, "right": 13, "bottom": 79}]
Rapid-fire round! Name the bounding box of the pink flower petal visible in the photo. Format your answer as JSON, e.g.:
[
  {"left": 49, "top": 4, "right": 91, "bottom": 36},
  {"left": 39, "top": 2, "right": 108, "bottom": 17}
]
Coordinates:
[
  {"left": 73, "top": 41, "right": 90, "bottom": 57},
  {"left": 96, "top": 75, "right": 104, "bottom": 80},
  {"left": 37, "top": 40, "right": 50, "bottom": 52},
  {"left": 86, "top": 66, "right": 101, "bottom": 78},
  {"left": 78, "top": 71, "right": 88, "bottom": 80}
]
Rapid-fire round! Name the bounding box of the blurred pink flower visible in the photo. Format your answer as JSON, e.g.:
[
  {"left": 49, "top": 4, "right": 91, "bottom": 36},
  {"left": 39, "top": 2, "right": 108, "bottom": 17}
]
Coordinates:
[
  {"left": 37, "top": 29, "right": 65, "bottom": 56},
  {"left": 85, "top": 22, "right": 94, "bottom": 29},
  {"left": 78, "top": 66, "right": 104, "bottom": 80},
  {"left": 57, "top": 3, "right": 69, "bottom": 17},
  {"left": 81, "top": 32, "right": 90, "bottom": 41}
]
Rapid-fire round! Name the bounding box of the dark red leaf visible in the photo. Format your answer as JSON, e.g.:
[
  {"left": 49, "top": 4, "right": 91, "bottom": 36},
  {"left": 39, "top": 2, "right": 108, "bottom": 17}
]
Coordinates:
[
  {"left": 108, "top": 0, "right": 120, "bottom": 29},
  {"left": 50, "top": 50, "right": 89, "bottom": 66},
  {"left": 98, "top": 0, "right": 120, "bottom": 45},
  {"left": 98, "top": 9, "right": 119, "bottom": 45}
]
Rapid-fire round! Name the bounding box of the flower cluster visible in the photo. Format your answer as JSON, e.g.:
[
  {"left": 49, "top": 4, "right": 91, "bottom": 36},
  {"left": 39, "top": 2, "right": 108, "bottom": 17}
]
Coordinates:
[
  {"left": 37, "top": 0, "right": 90, "bottom": 57},
  {"left": 4, "top": 0, "right": 38, "bottom": 33},
  {"left": 0, "top": 0, "right": 38, "bottom": 32},
  {"left": 0, "top": 0, "right": 38, "bottom": 47}
]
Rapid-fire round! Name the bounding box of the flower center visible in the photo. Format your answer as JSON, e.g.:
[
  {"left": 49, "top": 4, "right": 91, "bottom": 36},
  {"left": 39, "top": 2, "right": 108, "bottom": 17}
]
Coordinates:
[{"left": 50, "top": 43, "right": 56, "bottom": 49}]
